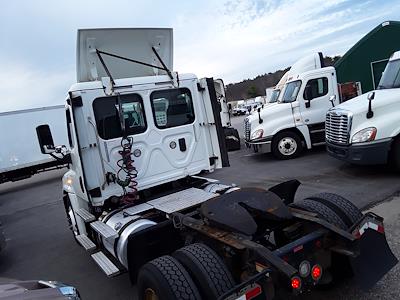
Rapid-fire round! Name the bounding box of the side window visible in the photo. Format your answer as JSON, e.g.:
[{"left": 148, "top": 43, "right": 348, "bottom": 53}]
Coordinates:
[
  {"left": 93, "top": 93, "right": 147, "bottom": 140},
  {"left": 150, "top": 88, "right": 195, "bottom": 129},
  {"left": 66, "top": 108, "right": 73, "bottom": 148},
  {"left": 303, "top": 77, "right": 328, "bottom": 100}
]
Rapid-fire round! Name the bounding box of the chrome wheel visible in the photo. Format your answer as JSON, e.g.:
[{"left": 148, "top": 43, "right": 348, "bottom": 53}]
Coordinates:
[
  {"left": 278, "top": 137, "right": 297, "bottom": 156},
  {"left": 144, "top": 288, "right": 159, "bottom": 300}
]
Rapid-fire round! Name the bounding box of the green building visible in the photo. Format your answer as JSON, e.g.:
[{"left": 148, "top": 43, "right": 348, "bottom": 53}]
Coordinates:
[{"left": 335, "top": 20, "right": 400, "bottom": 93}]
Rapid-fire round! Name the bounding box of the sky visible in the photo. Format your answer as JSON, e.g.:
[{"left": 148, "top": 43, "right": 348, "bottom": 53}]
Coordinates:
[{"left": 0, "top": 0, "right": 399, "bottom": 112}]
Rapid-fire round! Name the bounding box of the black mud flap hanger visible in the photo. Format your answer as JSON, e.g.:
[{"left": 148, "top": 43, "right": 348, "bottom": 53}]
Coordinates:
[{"left": 349, "top": 213, "right": 398, "bottom": 290}]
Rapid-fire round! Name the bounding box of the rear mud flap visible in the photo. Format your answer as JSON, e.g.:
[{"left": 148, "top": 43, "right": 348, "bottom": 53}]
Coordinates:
[{"left": 350, "top": 229, "right": 398, "bottom": 290}]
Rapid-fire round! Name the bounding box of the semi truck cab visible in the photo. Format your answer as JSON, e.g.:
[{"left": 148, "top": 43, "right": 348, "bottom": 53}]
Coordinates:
[
  {"left": 326, "top": 50, "right": 400, "bottom": 168},
  {"left": 33, "top": 29, "right": 397, "bottom": 300},
  {"left": 244, "top": 53, "right": 339, "bottom": 159}
]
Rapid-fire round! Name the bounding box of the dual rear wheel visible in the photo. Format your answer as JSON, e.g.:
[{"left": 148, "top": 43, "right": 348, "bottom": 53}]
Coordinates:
[{"left": 137, "top": 243, "right": 235, "bottom": 300}]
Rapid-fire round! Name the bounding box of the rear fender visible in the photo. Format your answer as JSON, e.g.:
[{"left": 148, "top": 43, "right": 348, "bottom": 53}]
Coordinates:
[
  {"left": 349, "top": 213, "right": 398, "bottom": 290},
  {"left": 268, "top": 179, "right": 301, "bottom": 205}
]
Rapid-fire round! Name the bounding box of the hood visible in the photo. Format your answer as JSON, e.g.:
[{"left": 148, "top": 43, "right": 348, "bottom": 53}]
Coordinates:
[
  {"left": 77, "top": 28, "right": 173, "bottom": 82},
  {"left": 331, "top": 89, "right": 397, "bottom": 115},
  {"left": 247, "top": 102, "right": 286, "bottom": 124}
]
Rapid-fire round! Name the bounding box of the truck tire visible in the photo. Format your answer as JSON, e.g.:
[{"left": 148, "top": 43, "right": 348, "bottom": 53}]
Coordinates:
[
  {"left": 173, "top": 243, "right": 235, "bottom": 299},
  {"left": 137, "top": 255, "right": 201, "bottom": 300},
  {"left": 390, "top": 137, "right": 400, "bottom": 171},
  {"left": 272, "top": 131, "right": 303, "bottom": 160},
  {"left": 292, "top": 199, "right": 347, "bottom": 230},
  {"left": 224, "top": 127, "right": 241, "bottom": 151},
  {"left": 305, "top": 193, "right": 363, "bottom": 227}
]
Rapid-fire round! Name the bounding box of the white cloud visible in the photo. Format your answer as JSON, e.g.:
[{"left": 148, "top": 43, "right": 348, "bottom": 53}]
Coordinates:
[
  {"left": 0, "top": 0, "right": 399, "bottom": 111},
  {"left": 0, "top": 60, "right": 74, "bottom": 112}
]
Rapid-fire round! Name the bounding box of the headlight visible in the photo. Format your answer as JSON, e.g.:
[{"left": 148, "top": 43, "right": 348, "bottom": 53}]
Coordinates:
[
  {"left": 351, "top": 127, "right": 377, "bottom": 143},
  {"left": 63, "top": 176, "right": 74, "bottom": 192},
  {"left": 251, "top": 129, "right": 263, "bottom": 140}
]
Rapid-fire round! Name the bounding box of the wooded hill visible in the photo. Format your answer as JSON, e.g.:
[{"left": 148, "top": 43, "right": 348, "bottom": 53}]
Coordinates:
[{"left": 225, "top": 56, "right": 341, "bottom": 101}]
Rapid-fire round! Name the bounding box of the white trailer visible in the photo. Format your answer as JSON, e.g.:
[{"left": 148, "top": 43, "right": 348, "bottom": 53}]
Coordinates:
[{"left": 0, "top": 105, "right": 69, "bottom": 183}]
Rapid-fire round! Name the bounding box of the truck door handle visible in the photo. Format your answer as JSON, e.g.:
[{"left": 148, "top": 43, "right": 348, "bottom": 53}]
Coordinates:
[{"left": 178, "top": 138, "right": 187, "bottom": 152}]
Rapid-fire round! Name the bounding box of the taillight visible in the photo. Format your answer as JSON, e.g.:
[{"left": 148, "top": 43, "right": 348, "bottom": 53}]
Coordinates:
[
  {"left": 234, "top": 285, "right": 262, "bottom": 300},
  {"left": 311, "top": 264, "right": 322, "bottom": 281},
  {"left": 244, "top": 285, "right": 262, "bottom": 300},
  {"left": 291, "top": 276, "right": 302, "bottom": 290}
]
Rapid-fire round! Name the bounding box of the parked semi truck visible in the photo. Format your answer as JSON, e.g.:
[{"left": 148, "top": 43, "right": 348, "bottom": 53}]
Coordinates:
[
  {"left": 326, "top": 50, "right": 400, "bottom": 169},
  {"left": 243, "top": 52, "right": 367, "bottom": 159},
  {"left": 0, "top": 106, "right": 69, "bottom": 183},
  {"left": 36, "top": 28, "right": 397, "bottom": 300}
]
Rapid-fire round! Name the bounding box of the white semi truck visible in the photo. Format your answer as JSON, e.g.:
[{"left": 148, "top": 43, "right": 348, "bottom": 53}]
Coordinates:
[
  {"left": 0, "top": 106, "right": 69, "bottom": 183},
  {"left": 36, "top": 28, "right": 396, "bottom": 300},
  {"left": 244, "top": 53, "right": 340, "bottom": 159},
  {"left": 326, "top": 50, "right": 400, "bottom": 169}
]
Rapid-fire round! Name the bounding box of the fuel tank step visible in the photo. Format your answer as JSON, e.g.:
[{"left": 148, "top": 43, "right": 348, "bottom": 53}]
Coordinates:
[
  {"left": 90, "top": 221, "right": 118, "bottom": 240},
  {"left": 91, "top": 251, "right": 120, "bottom": 277},
  {"left": 76, "top": 234, "right": 96, "bottom": 251},
  {"left": 76, "top": 208, "right": 95, "bottom": 222}
]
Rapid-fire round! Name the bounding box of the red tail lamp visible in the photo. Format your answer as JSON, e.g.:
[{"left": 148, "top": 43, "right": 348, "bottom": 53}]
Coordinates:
[
  {"left": 291, "top": 276, "right": 302, "bottom": 290},
  {"left": 311, "top": 264, "right": 322, "bottom": 281},
  {"left": 244, "top": 285, "right": 262, "bottom": 300}
]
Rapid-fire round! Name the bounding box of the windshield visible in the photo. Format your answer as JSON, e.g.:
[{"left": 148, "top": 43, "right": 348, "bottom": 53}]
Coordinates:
[
  {"left": 378, "top": 59, "right": 400, "bottom": 90},
  {"left": 280, "top": 80, "right": 301, "bottom": 103},
  {"left": 269, "top": 89, "right": 280, "bottom": 103}
]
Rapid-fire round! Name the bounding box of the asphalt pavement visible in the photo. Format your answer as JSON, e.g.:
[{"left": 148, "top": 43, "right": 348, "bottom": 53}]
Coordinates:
[{"left": 0, "top": 116, "right": 399, "bottom": 299}]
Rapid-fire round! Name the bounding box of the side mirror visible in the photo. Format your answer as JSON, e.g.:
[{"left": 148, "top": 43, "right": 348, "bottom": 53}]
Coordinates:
[
  {"left": 329, "top": 95, "right": 336, "bottom": 107},
  {"left": 366, "top": 91, "right": 375, "bottom": 119},
  {"left": 257, "top": 107, "right": 263, "bottom": 124},
  {"left": 36, "top": 125, "right": 55, "bottom": 154},
  {"left": 367, "top": 91, "right": 375, "bottom": 101},
  {"left": 228, "top": 103, "right": 232, "bottom": 110},
  {"left": 304, "top": 85, "right": 312, "bottom": 108}
]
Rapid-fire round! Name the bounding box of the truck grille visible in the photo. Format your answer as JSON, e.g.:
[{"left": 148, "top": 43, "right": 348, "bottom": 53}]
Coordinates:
[
  {"left": 325, "top": 110, "right": 351, "bottom": 145},
  {"left": 244, "top": 118, "right": 251, "bottom": 141}
]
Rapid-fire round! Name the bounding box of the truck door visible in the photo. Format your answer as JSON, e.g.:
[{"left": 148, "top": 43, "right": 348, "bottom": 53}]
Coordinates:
[
  {"left": 214, "top": 79, "right": 230, "bottom": 127},
  {"left": 298, "top": 71, "right": 336, "bottom": 144}
]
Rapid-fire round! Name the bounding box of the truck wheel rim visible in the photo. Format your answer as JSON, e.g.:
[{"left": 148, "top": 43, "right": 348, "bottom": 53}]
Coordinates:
[
  {"left": 278, "top": 137, "right": 297, "bottom": 156},
  {"left": 68, "top": 208, "right": 79, "bottom": 236},
  {"left": 144, "top": 288, "right": 158, "bottom": 300}
]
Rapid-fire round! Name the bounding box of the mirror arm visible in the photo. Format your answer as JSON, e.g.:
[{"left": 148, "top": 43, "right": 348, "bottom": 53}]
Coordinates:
[
  {"left": 366, "top": 100, "right": 374, "bottom": 119},
  {"left": 258, "top": 109, "right": 263, "bottom": 124},
  {"left": 366, "top": 92, "right": 375, "bottom": 119}
]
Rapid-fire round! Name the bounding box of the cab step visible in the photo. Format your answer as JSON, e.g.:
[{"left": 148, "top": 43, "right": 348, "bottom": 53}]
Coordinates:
[
  {"left": 90, "top": 221, "right": 118, "bottom": 240},
  {"left": 76, "top": 234, "right": 96, "bottom": 251},
  {"left": 76, "top": 208, "right": 95, "bottom": 222},
  {"left": 91, "top": 251, "right": 120, "bottom": 277}
]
